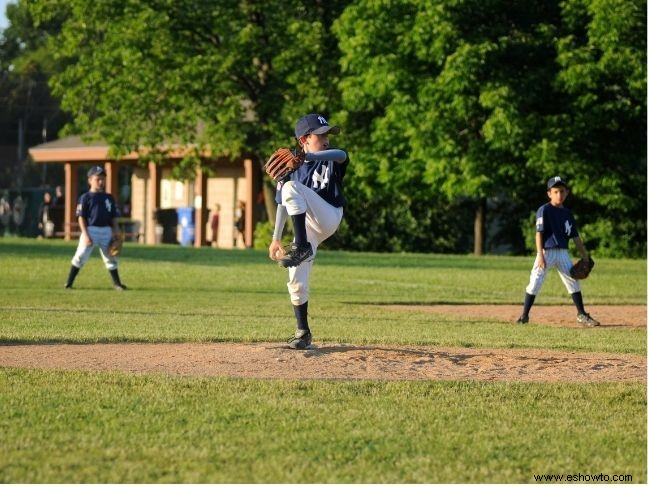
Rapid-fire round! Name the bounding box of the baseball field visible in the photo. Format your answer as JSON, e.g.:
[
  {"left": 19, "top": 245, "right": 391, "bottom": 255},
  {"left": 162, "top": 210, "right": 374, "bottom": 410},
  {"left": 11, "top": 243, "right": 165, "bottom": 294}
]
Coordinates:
[{"left": 0, "top": 237, "right": 645, "bottom": 483}]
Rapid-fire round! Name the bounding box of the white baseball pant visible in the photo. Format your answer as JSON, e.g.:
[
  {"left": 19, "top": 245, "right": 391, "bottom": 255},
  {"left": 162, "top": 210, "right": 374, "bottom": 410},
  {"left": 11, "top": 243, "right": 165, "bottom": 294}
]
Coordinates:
[
  {"left": 282, "top": 181, "right": 343, "bottom": 305},
  {"left": 71, "top": 225, "right": 118, "bottom": 271},
  {"left": 525, "top": 248, "right": 580, "bottom": 296}
]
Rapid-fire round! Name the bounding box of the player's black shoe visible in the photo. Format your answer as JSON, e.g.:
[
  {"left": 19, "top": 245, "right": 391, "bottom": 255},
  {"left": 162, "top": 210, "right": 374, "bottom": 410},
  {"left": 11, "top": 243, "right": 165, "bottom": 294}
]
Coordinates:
[
  {"left": 516, "top": 315, "right": 529, "bottom": 324},
  {"left": 287, "top": 329, "right": 312, "bottom": 350},
  {"left": 64, "top": 283, "right": 73, "bottom": 290},
  {"left": 114, "top": 284, "right": 128, "bottom": 291},
  {"left": 279, "top": 243, "right": 313, "bottom": 268}
]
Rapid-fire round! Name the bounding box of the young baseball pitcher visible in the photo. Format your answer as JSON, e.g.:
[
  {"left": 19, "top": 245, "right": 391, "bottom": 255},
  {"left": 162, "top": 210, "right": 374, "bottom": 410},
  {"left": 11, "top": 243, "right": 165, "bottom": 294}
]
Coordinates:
[
  {"left": 268, "top": 114, "right": 348, "bottom": 349},
  {"left": 64, "top": 166, "right": 127, "bottom": 291},
  {"left": 517, "top": 176, "right": 599, "bottom": 326}
]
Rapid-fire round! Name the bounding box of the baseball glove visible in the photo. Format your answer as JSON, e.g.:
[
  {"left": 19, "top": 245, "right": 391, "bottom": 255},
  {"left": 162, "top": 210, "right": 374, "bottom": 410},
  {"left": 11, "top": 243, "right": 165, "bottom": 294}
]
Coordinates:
[
  {"left": 107, "top": 232, "right": 124, "bottom": 257},
  {"left": 570, "top": 257, "right": 595, "bottom": 279},
  {"left": 264, "top": 148, "right": 305, "bottom": 182}
]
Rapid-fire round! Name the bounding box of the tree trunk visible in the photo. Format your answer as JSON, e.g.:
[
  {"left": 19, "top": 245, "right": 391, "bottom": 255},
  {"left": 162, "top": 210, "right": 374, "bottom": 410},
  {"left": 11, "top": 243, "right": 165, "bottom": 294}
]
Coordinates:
[
  {"left": 473, "top": 198, "right": 486, "bottom": 255},
  {"left": 262, "top": 178, "right": 276, "bottom": 224}
]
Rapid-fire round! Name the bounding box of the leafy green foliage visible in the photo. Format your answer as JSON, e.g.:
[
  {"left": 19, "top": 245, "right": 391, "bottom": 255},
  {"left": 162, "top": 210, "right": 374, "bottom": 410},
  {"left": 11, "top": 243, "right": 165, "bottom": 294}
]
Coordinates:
[
  {"left": 0, "top": 1, "right": 70, "bottom": 187},
  {"left": 29, "top": 0, "right": 347, "bottom": 177},
  {"left": 334, "top": 0, "right": 566, "bottom": 253},
  {"left": 528, "top": 0, "right": 647, "bottom": 257},
  {"left": 8, "top": 0, "right": 645, "bottom": 256},
  {"left": 333, "top": 0, "right": 645, "bottom": 256}
]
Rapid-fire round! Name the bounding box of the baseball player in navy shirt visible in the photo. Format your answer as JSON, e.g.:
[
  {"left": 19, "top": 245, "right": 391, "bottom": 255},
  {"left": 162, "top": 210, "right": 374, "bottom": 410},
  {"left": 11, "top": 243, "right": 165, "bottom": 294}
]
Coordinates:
[
  {"left": 269, "top": 114, "right": 348, "bottom": 349},
  {"left": 64, "top": 166, "right": 127, "bottom": 290},
  {"left": 517, "top": 176, "right": 599, "bottom": 326}
]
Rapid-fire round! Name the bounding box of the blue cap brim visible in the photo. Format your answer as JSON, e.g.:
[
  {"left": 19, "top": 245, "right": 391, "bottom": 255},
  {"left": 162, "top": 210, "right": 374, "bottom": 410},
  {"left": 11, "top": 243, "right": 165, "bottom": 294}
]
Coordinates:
[{"left": 311, "top": 125, "right": 340, "bottom": 135}]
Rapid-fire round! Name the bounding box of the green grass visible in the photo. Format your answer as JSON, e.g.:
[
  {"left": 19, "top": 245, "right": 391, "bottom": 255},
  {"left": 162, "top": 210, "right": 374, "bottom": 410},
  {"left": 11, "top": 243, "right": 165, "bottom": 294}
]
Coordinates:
[
  {"left": 0, "top": 237, "right": 645, "bottom": 354},
  {"left": 0, "top": 238, "right": 646, "bottom": 483},
  {"left": 1, "top": 369, "right": 645, "bottom": 483}
]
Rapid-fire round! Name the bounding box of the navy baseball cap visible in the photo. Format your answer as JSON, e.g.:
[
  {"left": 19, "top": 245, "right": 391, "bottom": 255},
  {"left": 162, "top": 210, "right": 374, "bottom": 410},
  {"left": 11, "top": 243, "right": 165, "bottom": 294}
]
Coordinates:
[
  {"left": 87, "top": 166, "right": 106, "bottom": 177},
  {"left": 295, "top": 114, "right": 340, "bottom": 138},
  {"left": 547, "top": 176, "right": 568, "bottom": 189}
]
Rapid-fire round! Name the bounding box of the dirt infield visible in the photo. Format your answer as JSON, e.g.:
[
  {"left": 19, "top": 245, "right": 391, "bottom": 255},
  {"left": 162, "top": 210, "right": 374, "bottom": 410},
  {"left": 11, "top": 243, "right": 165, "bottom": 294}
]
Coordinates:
[
  {"left": 0, "top": 305, "right": 644, "bottom": 383},
  {"left": 383, "top": 304, "right": 646, "bottom": 328},
  {"left": 0, "top": 342, "right": 645, "bottom": 383}
]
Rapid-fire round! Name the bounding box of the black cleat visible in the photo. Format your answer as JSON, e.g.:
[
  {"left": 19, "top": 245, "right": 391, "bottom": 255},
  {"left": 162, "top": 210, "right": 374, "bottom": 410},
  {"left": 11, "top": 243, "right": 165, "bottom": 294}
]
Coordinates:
[
  {"left": 516, "top": 315, "right": 529, "bottom": 324},
  {"left": 279, "top": 243, "right": 313, "bottom": 268},
  {"left": 114, "top": 284, "right": 128, "bottom": 291},
  {"left": 287, "top": 330, "right": 312, "bottom": 350}
]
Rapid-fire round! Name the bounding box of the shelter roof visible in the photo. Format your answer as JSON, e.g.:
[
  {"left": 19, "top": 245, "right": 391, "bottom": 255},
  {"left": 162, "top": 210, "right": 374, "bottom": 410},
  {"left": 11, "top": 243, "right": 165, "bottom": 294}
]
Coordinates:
[{"left": 28, "top": 136, "right": 135, "bottom": 163}]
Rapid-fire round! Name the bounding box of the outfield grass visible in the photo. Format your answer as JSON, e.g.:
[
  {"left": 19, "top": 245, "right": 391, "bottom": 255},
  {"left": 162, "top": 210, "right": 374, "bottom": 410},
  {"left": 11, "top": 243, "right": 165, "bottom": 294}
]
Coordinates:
[
  {"left": 0, "top": 237, "right": 645, "bottom": 354},
  {"left": 0, "top": 238, "right": 646, "bottom": 483}
]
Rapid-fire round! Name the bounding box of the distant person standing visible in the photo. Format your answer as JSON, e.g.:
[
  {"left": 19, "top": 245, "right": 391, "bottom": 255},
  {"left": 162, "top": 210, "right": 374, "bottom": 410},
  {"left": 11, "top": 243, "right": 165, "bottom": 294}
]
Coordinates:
[
  {"left": 64, "top": 166, "right": 127, "bottom": 290},
  {"left": 37, "top": 192, "right": 54, "bottom": 238},
  {"left": 51, "top": 185, "right": 66, "bottom": 235},
  {"left": 210, "top": 203, "right": 221, "bottom": 247},
  {"left": 53, "top": 185, "right": 65, "bottom": 207},
  {"left": 234, "top": 200, "right": 246, "bottom": 247}
]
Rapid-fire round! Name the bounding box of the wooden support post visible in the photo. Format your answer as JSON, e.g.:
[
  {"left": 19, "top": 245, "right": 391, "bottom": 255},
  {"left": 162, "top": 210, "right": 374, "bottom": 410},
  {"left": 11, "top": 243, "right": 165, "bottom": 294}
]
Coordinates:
[
  {"left": 243, "top": 158, "right": 257, "bottom": 248},
  {"left": 146, "top": 162, "right": 161, "bottom": 245},
  {"left": 193, "top": 168, "right": 208, "bottom": 247},
  {"left": 63, "top": 162, "right": 78, "bottom": 241},
  {"left": 105, "top": 161, "right": 118, "bottom": 200}
]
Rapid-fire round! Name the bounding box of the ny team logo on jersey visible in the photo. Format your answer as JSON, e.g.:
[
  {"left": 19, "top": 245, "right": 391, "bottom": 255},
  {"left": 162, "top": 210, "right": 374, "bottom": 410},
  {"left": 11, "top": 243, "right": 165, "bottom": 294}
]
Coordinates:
[
  {"left": 564, "top": 220, "right": 573, "bottom": 236},
  {"left": 105, "top": 199, "right": 113, "bottom": 213},
  {"left": 312, "top": 165, "right": 330, "bottom": 190}
]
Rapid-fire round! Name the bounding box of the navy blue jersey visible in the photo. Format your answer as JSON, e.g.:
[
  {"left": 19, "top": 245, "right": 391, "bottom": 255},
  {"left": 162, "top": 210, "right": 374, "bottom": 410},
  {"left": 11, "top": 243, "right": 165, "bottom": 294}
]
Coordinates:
[
  {"left": 76, "top": 191, "right": 119, "bottom": 227},
  {"left": 535, "top": 203, "right": 578, "bottom": 249},
  {"left": 275, "top": 158, "right": 348, "bottom": 208}
]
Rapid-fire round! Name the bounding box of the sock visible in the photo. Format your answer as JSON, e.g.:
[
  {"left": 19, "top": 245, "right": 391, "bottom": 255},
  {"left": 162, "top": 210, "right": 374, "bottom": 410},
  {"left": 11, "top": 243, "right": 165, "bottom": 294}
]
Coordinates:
[
  {"left": 521, "top": 293, "right": 535, "bottom": 317},
  {"left": 293, "top": 302, "right": 309, "bottom": 332},
  {"left": 109, "top": 269, "right": 123, "bottom": 286},
  {"left": 291, "top": 213, "right": 307, "bottom": 246},
  {"left": 66, "top": 265, "right": 80, "bottom": 287},
  {"left": 571, "top": 291, "right": 586, "bottom": 315}
]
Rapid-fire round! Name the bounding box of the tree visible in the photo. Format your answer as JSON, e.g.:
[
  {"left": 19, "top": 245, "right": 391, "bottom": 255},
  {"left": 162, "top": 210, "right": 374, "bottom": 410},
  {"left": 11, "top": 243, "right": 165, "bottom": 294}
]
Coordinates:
[
  {"left": 29, "top": 0, "right": 345, "bottom": 171},
  {"left": 0, "top": 0, "right": 69, "bottom": 188},
  {"left": 334, "top": 0, "right": 645, "bottom": 256},
  {"left": 526, "top": 0, "right": 646, "bottom": 257},
  {"left": 335, "top": 0, "right": 562, "bottom": 254}
]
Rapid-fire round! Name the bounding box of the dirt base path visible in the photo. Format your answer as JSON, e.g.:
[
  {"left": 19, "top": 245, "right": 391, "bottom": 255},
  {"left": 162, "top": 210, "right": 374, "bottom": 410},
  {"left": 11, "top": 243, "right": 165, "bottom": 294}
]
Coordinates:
[
  {"left": 1, "top": 342, "right": 645, "bottom": 383},
  {"left": 384, "top": 304, "right": 646, "bottom": 328}
]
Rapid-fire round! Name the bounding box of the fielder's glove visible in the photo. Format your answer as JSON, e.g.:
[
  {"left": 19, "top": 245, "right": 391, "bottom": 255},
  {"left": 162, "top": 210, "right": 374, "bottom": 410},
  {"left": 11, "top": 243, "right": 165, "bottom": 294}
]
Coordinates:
[
  {"left": 570, "top": 257, "right": 595, "bottom": 279},
  {"left": 107, "top": 232, "right": 124, "bottom": 257},
  {"left": 264, "top": 148, "right": 305, "bottom": 182}
]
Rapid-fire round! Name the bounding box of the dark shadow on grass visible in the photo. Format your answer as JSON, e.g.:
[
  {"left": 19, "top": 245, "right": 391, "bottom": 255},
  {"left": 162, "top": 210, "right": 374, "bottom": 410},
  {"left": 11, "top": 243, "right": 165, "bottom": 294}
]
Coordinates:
[
  {"left": 0, "top": 240, "right": 270, "bottom": 267},
  {"left": 0, "top": 306, "right": 281, "bottom": 318},
  {"left": 0, "top": 240, "right": 529, "bottom": 270}
]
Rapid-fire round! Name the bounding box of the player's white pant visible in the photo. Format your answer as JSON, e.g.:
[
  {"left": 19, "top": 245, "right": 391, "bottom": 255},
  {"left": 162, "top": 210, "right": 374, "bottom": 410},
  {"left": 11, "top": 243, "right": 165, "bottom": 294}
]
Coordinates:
[
  {"left": 71, "top": 225, "right": 118, "bottom": 271},
  {"left": 525, "top": 248, "right": 580, "bottom": 296},
  {"left": 282, "top": 181, "right": 343, "bottom": 305}
]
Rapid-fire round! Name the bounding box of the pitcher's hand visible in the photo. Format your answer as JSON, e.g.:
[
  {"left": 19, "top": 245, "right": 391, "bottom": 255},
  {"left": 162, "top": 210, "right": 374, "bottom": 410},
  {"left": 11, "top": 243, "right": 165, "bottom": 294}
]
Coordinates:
[{"left": 269, "top": 240, "right": 285, "bottom": 261}]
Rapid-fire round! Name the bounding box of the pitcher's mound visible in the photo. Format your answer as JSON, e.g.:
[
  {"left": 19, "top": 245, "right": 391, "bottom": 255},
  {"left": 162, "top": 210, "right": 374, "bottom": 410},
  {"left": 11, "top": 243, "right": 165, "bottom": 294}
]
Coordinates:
[{"left": 0, "top": 342, "right": 645, "bottom": 383}]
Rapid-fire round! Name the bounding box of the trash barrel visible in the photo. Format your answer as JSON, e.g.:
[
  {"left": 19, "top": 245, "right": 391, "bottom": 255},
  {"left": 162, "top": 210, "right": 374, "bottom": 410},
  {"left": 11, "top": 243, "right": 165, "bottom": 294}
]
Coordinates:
[
  {"left": 176, "top": 207, "right": 195, "bottom": 246},
  {"left": 154, "top": 208, "right": 178, "bottom": 244}
]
